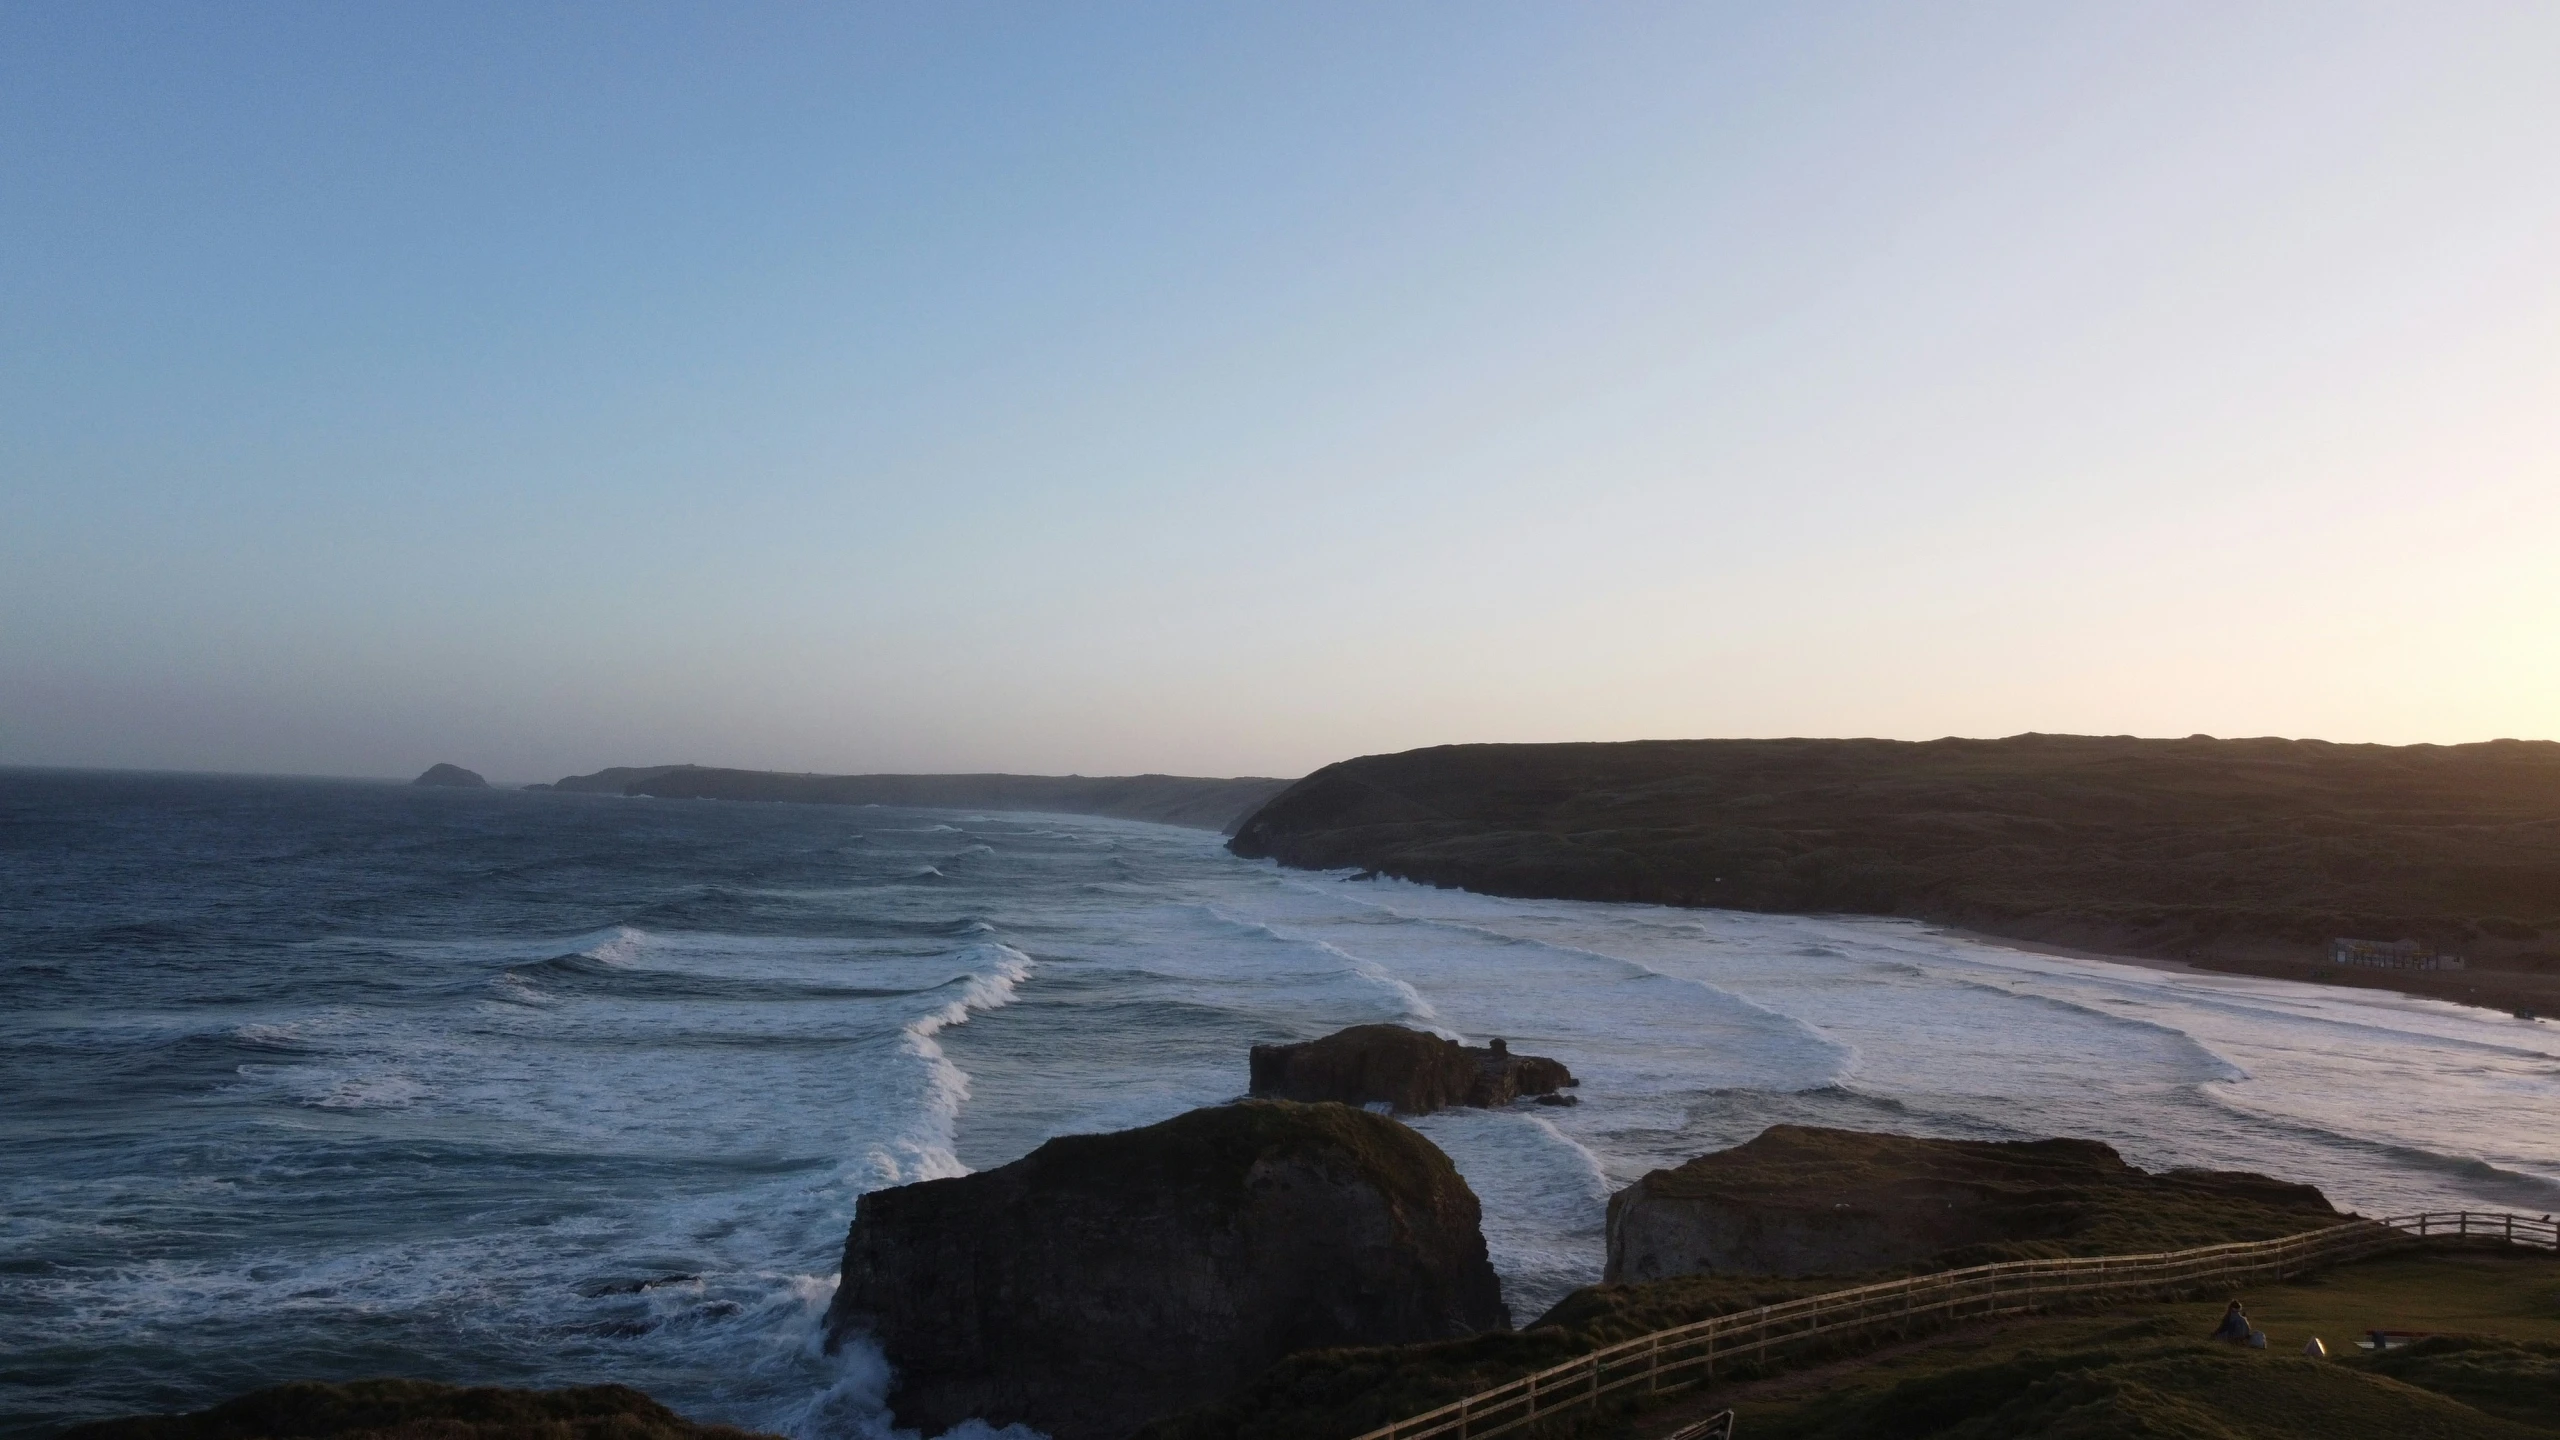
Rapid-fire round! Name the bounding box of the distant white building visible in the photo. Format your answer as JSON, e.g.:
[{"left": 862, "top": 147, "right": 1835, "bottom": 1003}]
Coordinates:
[{"left": 2329, "top": 937, "right": 2465, "bottom": 971}]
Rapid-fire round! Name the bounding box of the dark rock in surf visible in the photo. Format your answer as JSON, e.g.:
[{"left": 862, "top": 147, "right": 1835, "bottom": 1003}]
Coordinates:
[
  {"left": 1249, "top": 1024, "right": 1575, "bottom": 1115},
  {"left": 826, "top": 1100, "right": 1507, "bottom": 1440},
  {"left": 1604, "top": 1124, "right": 2341, "bottom": 1283},
  {"left": 411, "top": 763, "right": 489, "bottom": 788}
]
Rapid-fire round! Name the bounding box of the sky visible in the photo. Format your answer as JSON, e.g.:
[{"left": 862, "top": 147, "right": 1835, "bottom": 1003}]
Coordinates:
[{"left": 4, "top": 3, "right": 2556, "bottom": 783}]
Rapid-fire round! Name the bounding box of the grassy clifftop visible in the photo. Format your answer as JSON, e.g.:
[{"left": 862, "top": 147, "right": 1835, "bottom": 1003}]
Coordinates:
[
  {"left": 1603, "top": 1124, "right": 2341, "bottom": 1287},
  {"left": 1722, "top": 1250, "right": 2560, "bottom": 1440},
  {"left": 1146, "top": 1242, "right": 2560, "bottom": 1440},
  {"left": 1228, "top": 734, "right": 2560, "bottom": 1002}
]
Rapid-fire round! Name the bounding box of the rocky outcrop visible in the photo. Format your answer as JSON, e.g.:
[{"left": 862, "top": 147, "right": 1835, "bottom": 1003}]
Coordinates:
[
  {"left": 411, "top": 763, "right": 488, "bottom": 787},
  {"left": 60, "top": 1378, "right": 775, "bottom": 1440},
  {"left": 1248, "top": 1025, "right": 1575, "bottom": 1115},
  {"left": 1605, "top": 1125, "right": 2339, "bottom": 1282},
  {"left": 827, "top": 1100, "right": 1507, "bottom": 1440}
]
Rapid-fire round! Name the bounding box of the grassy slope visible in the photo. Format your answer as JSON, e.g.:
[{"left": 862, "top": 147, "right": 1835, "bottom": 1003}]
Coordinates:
[
  {"left": 1714, "top": 1249, "right": 2560, "bottom": 1440},
  {"left": 1146, "top": 1247, "right": 2560, "bottom": 1440},
  {"left": 1226, "top": 735, "right": 2560, "bottom": 1008}
]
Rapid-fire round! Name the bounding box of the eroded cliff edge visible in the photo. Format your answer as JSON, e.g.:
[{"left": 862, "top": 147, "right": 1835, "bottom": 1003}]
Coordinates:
[
  {"left": 1249, "top": 1024, "right": 1575, "bottom": 1113},
  {"left": 1604, "top": 1123, "right": 2341, "bottom": 1282},
  {"left": 826, "top": 1100, "right": 1508, "bottom": 1440}
]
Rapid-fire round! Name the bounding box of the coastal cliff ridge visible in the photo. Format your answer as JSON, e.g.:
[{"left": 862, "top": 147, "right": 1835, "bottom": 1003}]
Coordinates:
[{"left": 1228, "top": 733, "right": 2560, "bottom": 1007}]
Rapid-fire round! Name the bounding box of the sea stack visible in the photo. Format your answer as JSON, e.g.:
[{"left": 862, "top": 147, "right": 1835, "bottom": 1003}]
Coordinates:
[
  {"left": 410, "top": 763, "right": 488, "bottom": 788},
  {"left": 1605, "top": 1124, "right": 2340, "bottom": 1282},
  {"left": 827, "top": 1100, "right": 1508, "bottom": 1440},
  {"left": 1249, "top": 1023, "right": 1575, "bottom": 1114}
]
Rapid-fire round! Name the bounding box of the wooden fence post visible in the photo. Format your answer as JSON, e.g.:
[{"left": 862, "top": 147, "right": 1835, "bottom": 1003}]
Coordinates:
[{"left": 1337, "top": 1214, "right": 2552, "bottom": 1440}]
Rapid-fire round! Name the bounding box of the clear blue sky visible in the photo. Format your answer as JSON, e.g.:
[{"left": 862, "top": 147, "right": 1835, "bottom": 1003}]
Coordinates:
[{"left": 5, "top": 3, "right": 2555, "bottom": 781}]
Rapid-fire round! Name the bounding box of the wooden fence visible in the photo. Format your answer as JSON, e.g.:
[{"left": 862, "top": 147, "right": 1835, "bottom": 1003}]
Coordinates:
[{"left": 1349, "top": 1211, "right": 2558, "bottom": 1440}]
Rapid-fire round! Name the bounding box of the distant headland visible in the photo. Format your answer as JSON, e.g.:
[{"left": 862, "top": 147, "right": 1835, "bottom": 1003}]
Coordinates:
[
  {"left": 530, "top": 764, "right": 1291, "bottom": 834},
  {"left": 1227, "top": 733, "right": 2560, "bottom": 1014}
]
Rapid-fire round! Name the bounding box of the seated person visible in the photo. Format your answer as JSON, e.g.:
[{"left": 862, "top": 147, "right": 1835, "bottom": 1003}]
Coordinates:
[{"left": 2211, "top": 1300, "right": 2253, "bottom": 1343}]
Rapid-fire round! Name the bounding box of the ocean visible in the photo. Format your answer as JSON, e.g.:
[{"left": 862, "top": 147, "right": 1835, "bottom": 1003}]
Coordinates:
[{"left": 5, "top": 769, "right": 2556, "bottom": 1438}]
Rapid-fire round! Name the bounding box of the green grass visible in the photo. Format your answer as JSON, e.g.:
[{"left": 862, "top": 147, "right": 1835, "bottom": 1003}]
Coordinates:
[
  {"left": 1145, "top": 1248, "right": 2560, "bottom": 1440},
  {"left": 1716, "top": 1249, "right": 2560, "bottom": 1440},
  {"left": 1017, "top": 1097, "right": 1477, "bottom": 1224},
  {"left": 1751, "top": 1341, "right": 2548, "bottom": 1440}
]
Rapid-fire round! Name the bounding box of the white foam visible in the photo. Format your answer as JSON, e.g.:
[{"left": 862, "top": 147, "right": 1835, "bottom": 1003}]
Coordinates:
[
  {"left": 850, "top": 944, "right": 1037, "bottom": 1190},
  {"left": 1407, "top": 1107, "right": 1617, "bottom": 1323},
  {"left": 582, "top": 926, "right": 650, "bottom": 966},
  {"left": 30, "top": 805, "right": 2560, "bottom": 1440}
]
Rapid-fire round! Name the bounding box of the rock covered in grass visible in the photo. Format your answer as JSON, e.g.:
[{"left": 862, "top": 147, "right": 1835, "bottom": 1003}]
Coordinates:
[
  {"left": 827, "top": 1100, "right": 1507, "bottom": 1440},
  {"left": 1248, "top": 1024, "right": 1575, "bottom": 1114},
  {"left": 59, "top": 1378, "right": 775, "bottom": 1440},
  {"left": 1606, "top": 1124, "right": 2340, "bottom": 1282}
]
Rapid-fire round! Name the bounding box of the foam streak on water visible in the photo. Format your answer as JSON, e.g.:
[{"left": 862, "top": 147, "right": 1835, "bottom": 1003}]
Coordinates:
[{"left": 3, "top": 771, "right": 2555, "bottom": 1438}]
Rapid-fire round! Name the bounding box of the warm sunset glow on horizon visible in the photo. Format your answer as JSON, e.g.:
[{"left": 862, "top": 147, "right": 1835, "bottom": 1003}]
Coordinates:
[{"left": 4, "top": 4, "right": 2555, "bottom": 781}]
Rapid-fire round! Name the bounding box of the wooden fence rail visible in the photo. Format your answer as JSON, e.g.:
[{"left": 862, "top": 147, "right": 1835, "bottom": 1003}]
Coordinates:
[{"left": 1350, "top": 1211, "right": 2557, "bottom": 1440}]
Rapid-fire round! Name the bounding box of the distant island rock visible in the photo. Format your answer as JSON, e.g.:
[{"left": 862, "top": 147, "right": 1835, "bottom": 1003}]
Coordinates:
[
  {"left": 59, "top": 1378, "right": 775, "bottom": 1440},
  {"left": 1226, "top": 734, "right": 2560, "bottom": 1010},
  {"left": 545, "top": 764, "right": 1291, "bottom": 833},
  {"left": 1249, "top": 1024, "right": 1576, "bottom": 1114},
  {"left": 826, "top": 1100, "right": 1507, "bottom": 1440},
  {"left": 411, "top": 763, "right": 488, "bottom": 788},
  {"left": 1604, "top": 1124, "right": 2340, "bottom": 1283}
]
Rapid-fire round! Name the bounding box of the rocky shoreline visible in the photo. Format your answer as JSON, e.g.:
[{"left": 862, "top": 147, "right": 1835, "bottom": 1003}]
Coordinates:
[{"left": 64, "top": 1036, "right": 2397, "bottom": 1440}]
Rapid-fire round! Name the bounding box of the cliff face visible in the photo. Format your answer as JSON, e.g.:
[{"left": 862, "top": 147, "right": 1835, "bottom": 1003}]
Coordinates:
[
  {"left": 1605, "top": 1125, "right": 2340, "bottom": 1283},
  {"left": 547, "top": 765, "right": 1291, "bottom": 833},
  {"left": 1225, "top": 735, "right": 2560, "bottom": 979},
  {"left": 827, "top": 1101, "right": 1508, "bottom": 1440},
  {"left": 1248, "top": 1025, "right": 1575, "bottom": 1114}
]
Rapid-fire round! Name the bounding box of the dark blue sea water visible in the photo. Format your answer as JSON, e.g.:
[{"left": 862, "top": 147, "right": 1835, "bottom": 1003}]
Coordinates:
[{"left": 6, "top": 770, "right": 2555, "bottom": 1438}]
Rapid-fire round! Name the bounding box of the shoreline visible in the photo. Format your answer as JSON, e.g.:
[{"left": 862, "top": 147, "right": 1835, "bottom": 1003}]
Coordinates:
[
  {"left": 1924, "top": 920, "right": 2555, "bottom": 1021},
  {"left": 1926, "top": 924, "right": 2214, "bottom": 979}
]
